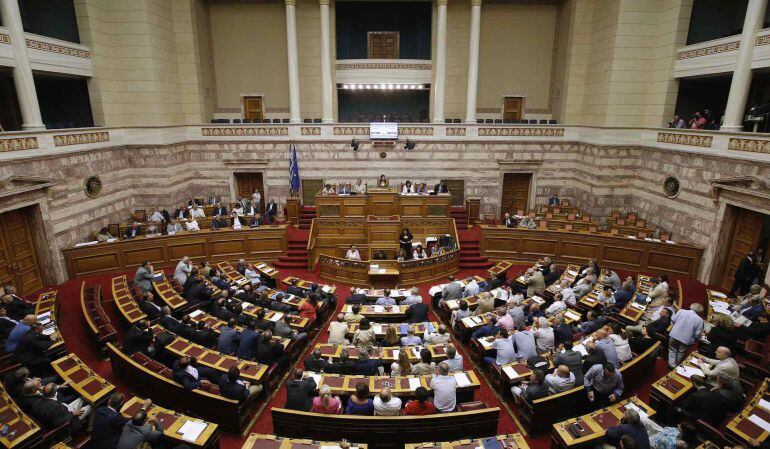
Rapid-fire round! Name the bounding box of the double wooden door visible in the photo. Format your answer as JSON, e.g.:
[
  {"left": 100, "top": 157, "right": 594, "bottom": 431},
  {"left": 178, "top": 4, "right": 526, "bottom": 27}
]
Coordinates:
[
  {"left": 500, "top": 173, "right": 531, "bottom": 220},
  {"left": 244, "top": 97, "right": 263, "bottom": 122},
  {"left": 721, "top": 207, "right": 765, "bottom": 290},
  {"left": 0, "top": 208, "right": 44, "bottom": 295},
  {"left": 368, "top": 32, "right": 399, "bottom": 59},
  {"left": 235, "top": 173, "right": 265, "bottom": 210},
  {"left": 503, "top": 97, "right": 523, "bottom": 121}
]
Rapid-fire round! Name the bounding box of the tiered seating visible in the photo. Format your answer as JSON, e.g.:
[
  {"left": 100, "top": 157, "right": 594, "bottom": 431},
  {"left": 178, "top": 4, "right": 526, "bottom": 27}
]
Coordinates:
[
  {"left": 341, "top": 304, "right": 410, "bottom": 322},
  {"left": 607, "top": 211, "right": 661, "bottom": 239},
  {"left": 106, "top": 342, "right": 257, "bottom": 433},
  {"left": 281, "top": 277, "right": 337, "bottom": 296},
  {"left": 51, "top": 354, "right": 116, "bottom": 406},
  {"left": 725, "top": 378, "right": 770, "bottom": 446},
  {"left": 314, "top": 343, "right": 450, "bottom": 364},
  {"left": 344, "top": 321, "right": 440, "bottom": 339},
  {"left": 33, "top": 291, "right": 65, "bottom": 357},
  {"left": 404, "top": 434, "right": 529, "bottom": 449},
  {"left": 111, "top": 275, "right": 147, "bottom": 324},
  {"left": 0, "top": 383, "right": 42, "bottom": 449},
  {"left": 242, "top": 434, "right": 367, "bottom": 449},
  {"left": 304, "top": 371, "right": 480, "bottom": 397},
  {"left": 152, "top": 272, "right": 188, "bottom": 311},
  {"left": 79, "top": 282, "right": 116, "bottom": 354},
  {"left": 120, "top": 396, "right": 220, "bottom": 448}
]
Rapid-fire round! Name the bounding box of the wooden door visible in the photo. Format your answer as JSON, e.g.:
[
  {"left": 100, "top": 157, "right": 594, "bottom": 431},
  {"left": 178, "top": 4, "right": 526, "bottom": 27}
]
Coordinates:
[
  {"left": 234, "top": 173, "right": 265, "bottom": 210},
  {"left": 500, "top": 173, "right": 531, "bottom": 220},
  {"left": 0, "top": 208, "right": 44, "bottom": 295},
  {"left": 503, "top": 97, "right": 523, "bottom": 121},
  {"left": 244, "top": 97, "right": 263, "bottom": 122},
  {"left": 721, "top": 207, "right": 764, "bottom": 290},
  {"left": 368, "top": 32, "right": 399, "bottom": 59},
  {"left": 302, "top": 179, "right": 324, "bottom": 206}
]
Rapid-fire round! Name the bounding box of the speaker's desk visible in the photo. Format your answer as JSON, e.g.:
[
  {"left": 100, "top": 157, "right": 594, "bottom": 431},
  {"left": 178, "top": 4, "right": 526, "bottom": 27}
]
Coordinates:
[{"left": 315, "top": 190, "right": 452, "bottom": 218}]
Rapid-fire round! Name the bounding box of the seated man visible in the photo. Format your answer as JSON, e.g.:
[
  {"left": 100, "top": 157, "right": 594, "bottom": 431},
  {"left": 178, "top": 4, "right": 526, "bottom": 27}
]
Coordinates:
[
  {"left": 430, "top": 362, "right": 457, "bottom": 412},
  {"left": 284, "top": 368, "right": 316, "bottom": 411},
  {"left": 345, "top": 287, "right": 368, "bottom": 305},
  {"left": 354, "top": 350, "right": 381, "bottom": 376},
  {"left": 172, "top": 356, "right": 219, "bottom": 390},
  {"left": 482, "top": 328, "right": 516, "bottom": 366},
  {"left": 545, "top": 365, "right": 576, "bottom": 393},
  {"left": 400, "top": 326, "right": 423, "bottom": 346},
  {"left": 14, "top": 323, "right": 58, "bottom": 373},
  {"left": 511, "top": 369, "right": 549, "bottom": 403},
  {"left": 124, "top": 320, "right": 153, "bottom": 355},
  {"left": 373, "top": 387, "right": 402, "bottom": 416},
  {"left": 116, "top": 410, "right": 163, "bottom": 449},
  {"left": 303, "top": 348, "right": 329, "bottom": 373},
  {"left": 184, "top": 217, "right": 200, "bottom": 231},
  {"left": 211, "top": 214, "right": 229, "bottom": 230},
  {"left": 605, "top": 409, "right": 650, "bottom": 449},
  {"left": 219, "top": 366, "right": 262, "bottom": 401},
  {"left": 584, "top": 362, "right": 623, "bottom": 408},
  {"left": 30, "top": 382, "right": 90, "bottom": 436},
  {"left": 424, "top": 324, "right": 451, "bottom": 345},
  {"left": 375, "top": 289, "right": 396, "bottom": 306},
  {"left": 326, "top": 349, "right": 356, "bottom": 375}
]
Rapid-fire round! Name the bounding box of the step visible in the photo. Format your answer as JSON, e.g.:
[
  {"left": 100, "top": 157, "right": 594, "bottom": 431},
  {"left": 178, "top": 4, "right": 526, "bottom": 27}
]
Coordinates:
[
  {"left": 274, "top": 261, "right": 308, "bottom": 269},
  {"left": 287, "top": 250, "right": 307, "bottom": 257}
]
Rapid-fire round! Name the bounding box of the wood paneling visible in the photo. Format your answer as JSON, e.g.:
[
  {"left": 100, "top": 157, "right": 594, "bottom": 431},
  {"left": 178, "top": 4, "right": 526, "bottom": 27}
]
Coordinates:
[
  {"left": 302, "top": 179, "right": 324, "bottom": 205},
  {"left": 235, "top": 172, "right": 264, "bottom": 210},
  {"left": 479, "top": 225, "right": 703, "bottom": 277},
  {"left": 316, "top": 193, "right": 452, "bottom": 219},
  {"left": 368, "top": 31, "right": 399, "bottom": 59},
  {"left": 503, "top": 97, "right": 523, "bottom": 121},
  {"left": 0, "top": 208, "right": 44, "bottom": 294},
  {"left": 501, "top": 173, "right": 531, "bottom": 221},
  {"left": 721, "top": 207, "right": 763, "bottom": 290},
  {"left": 63, "top": 227, "right": 288, "bottom": 278},
  {"left": 244, "top": 96, "right": 263, "bottom": 122}
]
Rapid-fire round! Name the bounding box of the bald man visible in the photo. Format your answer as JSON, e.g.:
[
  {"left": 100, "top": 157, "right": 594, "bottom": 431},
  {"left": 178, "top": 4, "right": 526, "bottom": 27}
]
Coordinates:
[
  {"left": 545, "top": 365, "right": 576, "bottom": 393},
  {"left": 373, "top": 387, "right": 402, "bottom": 416},
  {"left": 424, "top": 323, "right": 451, "bottom": 345},
  {"left": 693, "top": 346, "right": 739, "bottom": 387}
]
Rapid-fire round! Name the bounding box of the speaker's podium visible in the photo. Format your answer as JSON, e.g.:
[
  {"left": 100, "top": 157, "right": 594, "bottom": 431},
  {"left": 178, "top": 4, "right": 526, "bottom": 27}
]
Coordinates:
[
  {"left": 368, "top": 260, "right": 399, "bottom": 288},
  {"left": 315, "top": 187, "right": 451, "bottom": 218},
  {"left": 366, "top": 188, "right": 399, "bottom": 216}
]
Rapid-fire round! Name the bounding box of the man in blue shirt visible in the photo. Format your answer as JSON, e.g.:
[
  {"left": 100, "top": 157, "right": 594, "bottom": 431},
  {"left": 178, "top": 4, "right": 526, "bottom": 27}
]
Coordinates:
[
  {"left": 5, "top": 315, "right": 34, "bottom": 353},
  {"left": 584, "top": 362, "right": 623, "bottom": 408},
  {"left": 668, "top": 303, "right": 704, "bottom": 368},
  {"left": 482, "top": 329, "right": 516, "bottom": 366},
  {"left": 513, "top": 327, "right": 538, "bottom": 360}
]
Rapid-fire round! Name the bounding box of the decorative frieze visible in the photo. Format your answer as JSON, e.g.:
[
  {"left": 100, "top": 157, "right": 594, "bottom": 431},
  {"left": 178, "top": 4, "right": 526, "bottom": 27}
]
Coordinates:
[
  {"left": 0, "top": 137, "right": 38, "bottom": 153},
  {"left": 301, "top": 127, "right": 321, "bottom": 136},
  {"left": 478, "top": 127, "right": 564, "bottom": 137},
  {"left": 756, "top": 35, "right": 770, "bottom": 46},
  {"left": 202, "top": 127, "right": 289, "bottom": 137},
  {"left": 446, "top": 127, "right": 467, "bottom": 136},
  {"left": 333, "top": 127, "right": 368, "bottom": 136},
  {"left": 26, "top": 39, "right": 90, "bottom": 59},
  {"left": 400, "top": 127, "right": 434, "bottom": 136},
  {"left": 676, "top": 41, "right": 740, "bottom": 60},
  {"left": 335, "top": 62, "right": 432, "bottom": 70},
  {"left": 53, "top": 132, "right": 110, "bottom": 147},
  {"left": 727, "top": 138, "right": 770, "bottom": 154},
  {"left": 0, "top": 34, "right": 10, "bottom": 45},
  {"left": 656, "top": 132, "right": 712, "bottom": 148}
]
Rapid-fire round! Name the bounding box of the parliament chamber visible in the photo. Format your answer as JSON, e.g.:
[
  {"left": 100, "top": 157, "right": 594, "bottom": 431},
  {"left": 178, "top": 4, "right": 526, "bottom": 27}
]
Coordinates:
[{"left": 3, "top": 1, "right": 770, "bottom": 449}]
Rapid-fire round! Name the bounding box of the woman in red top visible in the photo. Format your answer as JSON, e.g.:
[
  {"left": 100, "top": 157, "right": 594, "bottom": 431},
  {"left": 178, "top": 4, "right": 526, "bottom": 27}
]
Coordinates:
[
  {"left": 298, "top": 294, "right": 318, "bottom": 321},
  {"left": 403, "top": 387, "right": 436, "bottom": 415}
]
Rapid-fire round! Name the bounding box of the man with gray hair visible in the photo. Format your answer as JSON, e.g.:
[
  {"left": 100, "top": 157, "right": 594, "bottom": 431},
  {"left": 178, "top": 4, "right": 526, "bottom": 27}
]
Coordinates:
[
  {"left": 533, "top": 317, "right": 555, "bottom": 353},
  {"left": 430, "top": 362, "right": 457, "bottom": 412},
  {"left": 605, "top": 408, "right": 650, "bottom": 449},
  {"left": 668, "top": 303, "right": 704, "bottom": 368},
  {"left": 424, "top": 323, "right": 451, "bottom": 345},
  {"left": 402, "top": 287, "right": 423, "bottom": 305},
  {"left": 524, "top": 268, "right": 545, "bottom": 298},
  {"left": 173, "top": 256, "right": 192, "bottom": 285},
  {"left": 693, "top": 346, "right": 739, "bottom": 387},
  {"left": 444, "top": 345, "right": 464, "bottom": 372},
  {"left": 327, "top": 313, "right": 349, "bottom": 345}
]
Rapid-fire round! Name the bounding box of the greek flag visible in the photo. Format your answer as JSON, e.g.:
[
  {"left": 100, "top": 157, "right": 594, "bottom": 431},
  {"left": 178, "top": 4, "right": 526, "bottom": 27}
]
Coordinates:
[{"left": 289, "top": 143, "right": 300, "bottom": 196}]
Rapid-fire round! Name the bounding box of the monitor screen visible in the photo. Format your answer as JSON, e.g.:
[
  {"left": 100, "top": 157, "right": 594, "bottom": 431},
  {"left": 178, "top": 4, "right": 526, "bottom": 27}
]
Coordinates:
[{"left": 369, "top": 122, "right": 399, "bottom": 140}]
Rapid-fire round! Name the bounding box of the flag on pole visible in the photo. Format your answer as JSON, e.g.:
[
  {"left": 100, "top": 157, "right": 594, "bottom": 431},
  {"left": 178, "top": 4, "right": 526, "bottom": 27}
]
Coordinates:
[{"left": 289, "top": 143, "right": 300, "bottom": 197}]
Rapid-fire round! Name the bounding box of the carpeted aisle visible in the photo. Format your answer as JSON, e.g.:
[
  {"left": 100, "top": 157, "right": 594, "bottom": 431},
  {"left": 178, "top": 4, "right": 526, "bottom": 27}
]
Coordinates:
[{"left": 43, "top": 249, "right": 716, "bottom": 449}]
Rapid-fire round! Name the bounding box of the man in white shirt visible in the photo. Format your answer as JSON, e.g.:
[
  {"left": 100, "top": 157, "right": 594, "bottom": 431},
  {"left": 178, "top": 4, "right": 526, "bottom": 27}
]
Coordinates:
[
  {"left": 245, "top": 202, "right": 259, "bottom": 216},
  {"left": 545, "top": 365, "right": 576, "bottom": 393},
  {"left": 424, "top": 324, "right": 451, "bottom": 345},
  {"left": 174, "top": 257, "right": 192, "bottom": 285},
  {"left": 244, "top": 264, "right": 261, "bottom": 286},
  {"left": 401, "top": 287, "right": 422, "bottom": 305},
  {"left": 185, "top": 218, "right": 200, "bottom": 231},
  {"left": 189, "top": 204, "right": 205, "bottom": 218},
  {"left": 443, "top": 345, "right": 464, "bottom": 372},
  {"left": 430, "top": 362, "right": 458, "bottom": 412},
  {"left": 251, "top": 189, "right": 261, "bottom": 209},
  {"left": 327, "top": 314, "right": 349, "bottom": 345},
  {"left": 559, "top": 280, "right": 576, "bottom": 306},
  {"left": 546, "top": 295, "right": 567, "bottom": 316},
  {"left": 345, "top": 245, "right": 361, "bottom": 261},
  {"left": 464, "top": 277, "right": 480, "bottom": 297},
  {"left": 147, "top": 208, "right": 164, "bottom": 223},
  {"left": 353, "top": 179, "right": 367, "bottom": 194},
  {"left": 533, "top": 317, "right": 555, "bottom": 353},
  {"left": 373, "top": 387, "right": 402, "bottom": 415}
]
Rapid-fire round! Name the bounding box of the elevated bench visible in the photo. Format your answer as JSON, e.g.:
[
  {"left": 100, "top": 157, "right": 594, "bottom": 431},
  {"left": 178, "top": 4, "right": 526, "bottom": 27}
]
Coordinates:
[{"left": 272, "top": 406, "right": 500, "bottom": 449}]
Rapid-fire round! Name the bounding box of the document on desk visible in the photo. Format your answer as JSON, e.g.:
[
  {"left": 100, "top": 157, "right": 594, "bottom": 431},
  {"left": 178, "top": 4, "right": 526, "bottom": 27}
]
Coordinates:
[
  {"left": 759, "top": 398, "right": 770, "bottom": 412},
  {"left": 445, "top": 300, "right": 459, "bottom": 309},
  {"left": 373, "top": 305, "right": 385, "bottom": 313},
  {"left": 178, "top": 420, "right": 207, "bottom": 442},
  {"left": 269, "top": 312, "right": 284, "bottom": 322},
  {"left": 502, "top": 366, "right": 517, "bottom": 379},
  {"left": 308, "top": 372, "right": 322, "bottom": 385},
  {"left": 675, "top": 366, "right": 704, "bottom": 378},
  {"left": 454, "top": 372, "right": 472, "bottom": 387},
  {"left": 748, "top": 414, "right": 770, "bottom": 432},
  {"left": 322, "top": 285, "right": 332, "bottom": 293},
  {"left": 392, "top": 349, "right": 399, "bottom": 360},
  {"left": 188, "top": 309, "right": 203, "bottom": 318},
  {"left": 408, "top": 377, "right": 421, "bottom": 391},
  {"left": 373, "top": 324, "right": 383, "bottom": 334},
  {"left": 625, "top": 402, "right": 648, "bottom": 419}
]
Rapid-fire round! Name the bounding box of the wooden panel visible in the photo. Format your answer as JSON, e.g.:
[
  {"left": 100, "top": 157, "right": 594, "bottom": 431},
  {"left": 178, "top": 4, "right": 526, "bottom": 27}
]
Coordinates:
[
  {"left": 247, "top": 237, "right": 284, "bottom": 252},
  {"left": 486, "top": 237, "right": 518, "bottom": 253},
  {"left": 503, "top": 97, "right": 523, "bottom": 121},
  {"left": 124, "top": 247, "right": 165, "bottom": 265},
  {"left": 167, "top": 241, "right": 207, "bottom": 259},
  {"left": 244, "top": 96, "right": 263, "bottom": 121},
  {"left": 302, "top": 179, "right": 324, "bottom": 205},
  {"left": 401, "top": 204, "right": 423, "bottom": 216},
  {"left": 72, "top": 253, "right": 121, "bottom": 276},
  {"left": 601, "top": 246, "right": 644, "bottom": 266},
  {"left": 519, "top": 238, "right": 557, "bottom": 258},
  {"left": 721, "top": 208, "right": 763, "bottom": 290},
  {"left": 647, "top": 252, "right": 696, "bottom": 274},
  {"left": 209, "top": 239, "right": 248, "bottom": 257},
  {"left": 0, "top": 208, "right": 44, "bottom": 294},
  {"left": 235, "top": 172, "right": 264, "bottom": 210},
  {"left": 368, "top": 31, "right": 399, "bottom": 59},
  {"left": 559, "top": 241, "right": 598, "bottom": 260},
  {"left": 501, "top": 173, "right": 531, "bottom": 221}
]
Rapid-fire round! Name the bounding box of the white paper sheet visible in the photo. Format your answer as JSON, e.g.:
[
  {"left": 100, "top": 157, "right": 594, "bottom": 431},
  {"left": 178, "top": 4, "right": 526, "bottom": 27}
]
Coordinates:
[
  {"left": 675, "top": 366, "right": 704, "bottom": 378},
  {"left": 573, "top": 344, "right": 589, "bottom": 356},
  {"left": 392, "top": 349, "right": 399, "bottom": 360},
  {"left": 709, "top": 291, "right": 727, "bottom": 299},
  {"left": 373, "top": 324, "right": 383, "bottom": 334},
  {"left": 624, "top": 402, "right": 648, "bottom": 419},
  {"left": 322, "top": 285, "right": 332, "bottom": 293},
  {"left": 374, "top": 305, "right": 385, "bottom": 313},
  {"left": 748, "top": 414, "right": 770, "bottom": 432},
  {"left": 445, "top": 300, "right": 459, "bottom": 309},
  {"left": 502, "top": 366, "right": 517, "bottom": 379},
  {"left": 269, "top": 313, "right": 284, "bottom": 322},
  {"left": 189, "top": 309, "right": 203, "bottom": 318},
  {"left": 759, "top": 398, "right": 770, "bottom": 412},
  {"left": 178, "top": 420, "right": 207, "bottom": 442},
  {"left": 454, "top": 372, "right": 472, "bottom": 387},
  {"left": 308, "top": 372, "right": 322, "bottom": 386},
  {"left": 408, "top": 378, "right": 421, "bottom": 390},
  {"left": 256, "top": 263, "right": 266, "bottom": 269}
]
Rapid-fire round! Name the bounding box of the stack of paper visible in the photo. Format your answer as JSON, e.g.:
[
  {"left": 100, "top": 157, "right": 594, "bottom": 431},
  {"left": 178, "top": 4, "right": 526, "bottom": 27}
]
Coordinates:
[
  {"left": 445, "top": 300, "right": 459, "bottom": 309},
  {"left": 307, "top": 372, "right": 322, "bottom": 385},
  {"left": 370, "top": 264, "right": 379, "bottom": 270},
  {"left": 573, "top": 344, "right": 589, "bottom": 356},
  {"left": 75, "top": 241, "right": 99, "bottom": 247},
  {"left": 748, "top": 414, "right": 770, "bottom": 432},
  {"left": 390, "top": 305, "right": 400, "bottom": 313},
  {"left": 408, "top": 377, "right": 421, "bottom": 390},
  {"left": 373, "top": 324, "right": 383, "bottom": 334},
  {"left": 373, "top": 305, "right": 385, "bottom": 313},
  {"left": 178, "top": 421, "right": 207, "bottom": 442},
  {"left": 502, "top": 366, "right": 517, "bottom": 379},
  {"left": 322, "top": 285, "right": 332, "bottom": 293},
  {"left": 454, "top": 372, "right": 472, "bottom": 387},
  {"left": 189, "top": 309, "right": 203, "bottom": 318},
  {"left": 269, "top": 312, "right": 284, "bottom": 322},
  {"left": 256, "top": 263, "right": 266, "bottom": 269},
  {"left": 758, "top": 398, "right": 770, "bottom": 411},
  {"left": 630, "top": 302, "right": 645, "bottom": 311},
  {"left": 675, "top": 366, "right": 704, "bottom": 378},
  {"left": 412, "top": 347, "right": 422, "bottom": 357},
  {"left": 37, "top": 312, "right": 52, "bottom": 324},
  {"left": 378, "top": 269, "right": 386, "bottom": 274},
  {"left": 565, "top": 310, "right": 580, "bottom": 321}
]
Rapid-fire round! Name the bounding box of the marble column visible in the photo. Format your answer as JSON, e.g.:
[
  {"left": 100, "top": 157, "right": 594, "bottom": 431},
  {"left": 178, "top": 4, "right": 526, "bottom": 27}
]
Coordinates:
[
  {"left": 722, "top": 0, "right": 768, "bottom": 132},
  {"left": 0, "top": 0, "right": 45, "bottom": 130},
  {"left": 432, "top": 0, "right": 448, "bottom": 123},
  {"left": 464, "top": 0, "right": 481, "bottom": 123},
  {"left": 285, "top": 0, "right": 301, "bottom": 123},
  {"left": 319, "top": 0, "right": 334, "bottom": 123}
]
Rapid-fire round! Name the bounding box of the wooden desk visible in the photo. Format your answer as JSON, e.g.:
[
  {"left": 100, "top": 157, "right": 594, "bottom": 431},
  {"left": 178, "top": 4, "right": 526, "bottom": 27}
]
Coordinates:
[
  {"left": 726, "top": 378, "right": 770, "bottom": 445},
  {"left": 152, "top": 273, "right": 188, "bottom": 311},
  {"left": 282, "top": 277, "right": 337, "bottom": 295},
  {"left": 479, "top": 225, "right": 703, "bottom": 277},
  {"left": 368, "top": 267, "right": 400, "bottom": 288},
  {"left": 120, "top": 397, "right": 219, "bottom": 449},
  {"left": 242, "top": 434, "right": 368, "bottom": 449},
  {"left": 314, "top": 344, "right": 449, "bottom": 364},
  {"left": 649, "top": 353, "right": 701, "bottom": 409},
  {"left": 51, "top": 354, "right": 115, "bottom": 405},
  {"left": 405, "top": 433, "right": 529, "bottom": 449},
  {"left": 33, "top": 290, "right": 65, "bottom": 354},
  {"left": 0, "top": 385, "right": 41, "bottom": 449},
  {"left": 488, "top": 261, "right": 514, "bottom": 279},
  {"left": 551, "top": 398, "right": 656, "bottom": 449},
  {"left": 63, "top": 226, "right": 288, "bottom": 278},
  {"left": 341, "top": 304, "right": 409, "bottom": 322},
  {"left": 111, "top": 275, "right": 147, "bottom": 324},
  {"left": 345, "top": 321, "right": 439, "bottom": 339},
  {"left": 253, "top": 260, "right": 279, "bottom": 281},
  {"left": 305, "top": 371, "right": 481, "bottom": 397},
  {"left": 186, "top": 310, "right": 294, "bottom": 347}
]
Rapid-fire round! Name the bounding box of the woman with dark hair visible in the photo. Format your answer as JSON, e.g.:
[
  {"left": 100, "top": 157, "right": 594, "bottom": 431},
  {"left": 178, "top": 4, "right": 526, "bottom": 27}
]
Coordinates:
[
  {"left": 403, "top": 386, "right": 436, "bottom": 415},
  {"left": 378, "top": 174, "right": 388, "bottom": 187},
  {"left": 399, "top": 228, "right": 413, "bottom": 259},
  {"left": 345, "top": 382, "right": 374, "bottom": 415},
  {"left": 298, "top": 294, "right": 319, "bottom": 321}
]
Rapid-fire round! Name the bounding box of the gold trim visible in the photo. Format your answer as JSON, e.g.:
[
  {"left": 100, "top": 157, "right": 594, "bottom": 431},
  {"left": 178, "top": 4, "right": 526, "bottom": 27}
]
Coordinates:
[
  {"left": 202, "top": 127, "right": 289, "bottom": 136},
  {"left": 0, "top": 137, "right": 38, "bottom": 152},
  {"left": 26, "top": 39, "right": 90, "bottom": 59},
  {"left": 479, "top": 127, "right": 564, "bottom": 137},
  {"left": 301, "top": 127, "right": 321, "bottom": 135},
  {"left": 656, "top": 132, "right": 712, "bottom": 148},
  {"left": 53, "top": 131, "right": 110, "bottom": 147},
  {"left": 0, "top": 34, "right": 10, "bottom": 44},
  {"left": 677, "top": 41, "right": 739, "bottom": 60},
  {"left": 727, "top": 137, "right": 770, "bottom": 154},
  {"left": 335, "top": 62, "right": 432, "bottom": 70}
]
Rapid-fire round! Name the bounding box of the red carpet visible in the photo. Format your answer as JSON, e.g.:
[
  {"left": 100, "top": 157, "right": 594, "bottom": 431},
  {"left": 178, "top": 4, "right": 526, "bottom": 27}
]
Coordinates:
[{"left": 40, "top": 228, "right": 714, "bottom": 449}]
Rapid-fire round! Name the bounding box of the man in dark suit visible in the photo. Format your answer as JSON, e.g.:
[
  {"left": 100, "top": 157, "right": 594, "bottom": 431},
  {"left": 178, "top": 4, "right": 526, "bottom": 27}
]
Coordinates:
[
  {"left": 326, "top": 349, "right": 356, "bottom": 374},
  {"left": 124, "top": 222, "right": 142, "bottom": 239},
  {"left": 303, "top": 348, "right": 329, "bottom": 373},
  {"left": 731, "top": 252, "right": 758, "bottom": 296},
  {"left": 172, "top": 356, "right": 218, "bottom": 390},
  {"left": 123, "top": 320, "right": 153, "bottom": 355},
  {"left": 678, "top": 372, "right": 741, "bottom": 426},
  {"left": 212, "top": 203, "right": 228, "bottom": 217},
  {"left": 211, "top": 297, "right": 235, "bottom": 321},
  {"left": 116, "top": 410, "right": 163, "bottom": 449},
  {"left": 605, "top": 409, "right": 650, "bottom": 449},
  {"left": 434, "top": 181, "right": 449, "bottom": 193},
  {"left": 236, "top": 320, "right": 262, "bottom": 360},
  {"left": 1, "top": 287, "right": 34, "bottom": 319},
  {"left": 159, "top": 307, "right": 184, "bottom": 334},
  {"left": 190, "top": 321, "right": 217, "bottom": 348},
  {"left": 405, "top": 302, "right": 429, "bottom": 323},
  {"left": 217, "top": 319, "right": 241, "bottom": 355},
  {"left": 14, "top": 323, "right": 56, "bottom": 373},
  {"left": 286, "top": 278, "right": 306, "bottom": 298},
  {"left": 255, "top": 330, "right": 288, "bottom": 369},
  {"left": 503, "top": 213, "right": 518, "bottom": 228},
  {"left": 31, "top": 383, "right": 88, "bottom": 436},
  {"left": 136, "top": 292, "right": 161, "bottom": 320},
  {"left": 185, "top": 278, "right": 213, "bottom": 307},
  {"left": 160, "top": 208, "right": 172, "bottom": 224},
  {"left": 219, "top": 366, "right": 263, "bottom": 401},
  {"left": 548, "top": 194, "right": 561, "bottom": 206},
  {"left": 0, "top": 306, "right": 18, "bottom": 340},
  {"left": 284, "top": 368, "right": 316, "bottom": 411},
  {"left": 92, "top": 393, "right": 139, "bottom": 449},
  {"left": 345, "top": 287, "right": 368, "bottom": 305},
  {"left": 552, "top": 315, "right": 574, "bottom": 348},
  {"left": 265, "top": 199, "right": 278, "bottom": 224},
  {"left": 173, "top": 205, "right": 188, "bottom": 220}
]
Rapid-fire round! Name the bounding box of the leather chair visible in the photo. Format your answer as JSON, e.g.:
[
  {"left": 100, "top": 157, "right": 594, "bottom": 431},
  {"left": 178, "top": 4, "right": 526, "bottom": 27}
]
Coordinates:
[{"left": 456, "top": 401, "right": 487, "bottom": 412}]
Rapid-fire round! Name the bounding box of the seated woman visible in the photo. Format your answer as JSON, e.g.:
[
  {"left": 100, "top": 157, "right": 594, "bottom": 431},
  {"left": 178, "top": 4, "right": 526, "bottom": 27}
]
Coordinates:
[
  {"left": 322, "top": 183, "right": 336, "bottom": 195},
  {"left": 413, "top": 244, "right": 427, "bottom": 259},
  {"left": 377, "top": 174, "right": 388, "bottom": 187},
  {"left": 233, "top": 203, "right": 244, "bottom": 216},
  {"left": 396, "top": 249, "right": 407, "bottom": 261},
  {"left": 345, "top": 382, "right": 374, "bottom": 415},
  {"left": 231, "top": 211, "right": 243, "bottom": 229},
  {"left": 345, "top": 245, "right": 361, "bottom": 261},
  {"left": 402, "top": 181, "right": 415, "bottom": 194},
  {"left": 311, "top": 384, "right": 342, "bottom": 414},
  {"left": 97, "top": 227, "right": 114, "bottom": 242},
  {"left": 185, "top": 218, "right": 200, "bottom": 231},
  {"left": 399, "top": 228, "right": 413, "bottom": 258},
  {"left": 403, "top": 387, "right": 436, "bottom": 415}
]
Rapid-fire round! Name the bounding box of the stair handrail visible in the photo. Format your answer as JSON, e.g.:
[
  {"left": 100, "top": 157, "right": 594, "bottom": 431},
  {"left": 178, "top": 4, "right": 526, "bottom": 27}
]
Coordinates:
[{"left": 306, "top": 217, "right": 316, "bottom": 270}]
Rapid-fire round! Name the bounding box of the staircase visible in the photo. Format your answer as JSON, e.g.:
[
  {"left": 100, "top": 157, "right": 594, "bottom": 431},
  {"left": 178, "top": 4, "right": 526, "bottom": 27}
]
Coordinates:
[
  {"left": 458, "top": 229, "right": 494, "bottom": 270},
  {"left": 298, "top": 206, "right": 316, "bottom": 230},
  {"left": 451, "top": 206, "right": 468, "bottom": 230},
  {"left": 274, "top": 232, "right": 310, "bottom": 269}
]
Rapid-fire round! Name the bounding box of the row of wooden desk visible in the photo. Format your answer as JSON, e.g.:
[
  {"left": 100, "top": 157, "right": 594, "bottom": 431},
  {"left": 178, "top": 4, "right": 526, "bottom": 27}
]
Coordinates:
[
  {"left": 314, "top": 343, "right": 449, "bottom": 364},
  {"left": 305, "top": 371, "right": 480, "bottom": 398}
]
